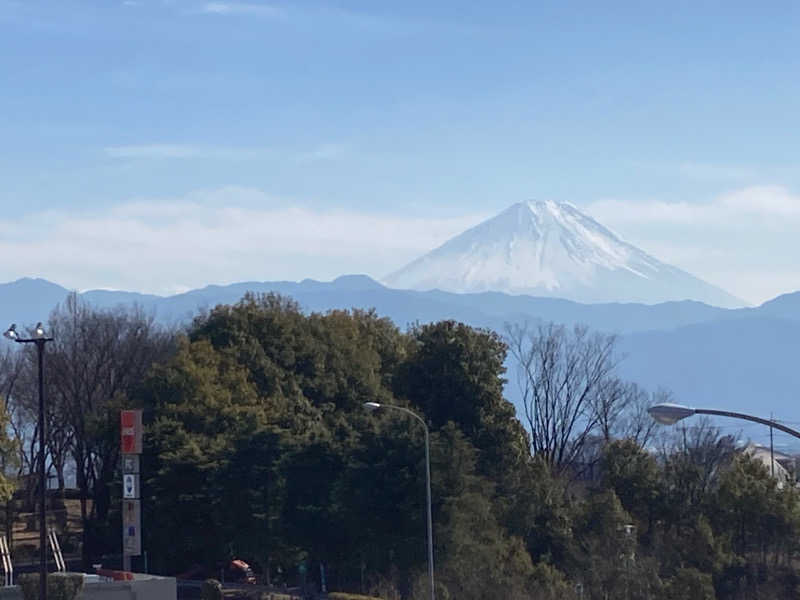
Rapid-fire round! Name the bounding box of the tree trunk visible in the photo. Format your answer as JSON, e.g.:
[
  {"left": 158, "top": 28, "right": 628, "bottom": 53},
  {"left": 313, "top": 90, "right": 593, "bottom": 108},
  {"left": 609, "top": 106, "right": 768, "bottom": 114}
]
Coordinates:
[{"left": 75, "top": 447, "right": 90, "bottom": 569}]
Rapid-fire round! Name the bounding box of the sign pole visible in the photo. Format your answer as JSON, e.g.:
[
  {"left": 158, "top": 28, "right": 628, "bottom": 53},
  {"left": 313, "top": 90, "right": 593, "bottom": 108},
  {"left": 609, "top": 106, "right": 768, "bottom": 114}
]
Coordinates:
[{"left": 121, "top": 410, "right": 143, "bottom": 572}]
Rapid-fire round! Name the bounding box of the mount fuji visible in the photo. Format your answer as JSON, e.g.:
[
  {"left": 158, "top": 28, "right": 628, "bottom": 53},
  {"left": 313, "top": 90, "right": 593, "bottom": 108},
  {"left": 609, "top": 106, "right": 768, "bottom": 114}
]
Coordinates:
[{"left": 384, "top": 200, "right": 744, "bottom": 308}]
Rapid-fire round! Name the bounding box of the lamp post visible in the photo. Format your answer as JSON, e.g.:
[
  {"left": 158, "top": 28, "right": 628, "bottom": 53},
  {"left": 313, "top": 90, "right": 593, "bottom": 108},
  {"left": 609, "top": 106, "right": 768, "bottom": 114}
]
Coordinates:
[
  {"left": 648, "top": 402, "right": 800, "bottom": 439},
  {"left": 648, "top": 402, "right": 800, "bottom": 478},
  {"left": 4, "top": 323, "right": 53, "bottom": 600},
  {"left": 364, "top": 402, "right": 435, "bottom": 600}
]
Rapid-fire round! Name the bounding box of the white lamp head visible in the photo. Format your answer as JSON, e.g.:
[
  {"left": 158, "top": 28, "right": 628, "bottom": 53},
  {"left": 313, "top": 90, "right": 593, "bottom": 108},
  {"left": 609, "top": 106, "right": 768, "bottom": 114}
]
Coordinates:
[
  {"left": 648, "top": 402, "right": 696, "bottom": 426},
  {"left": 3, "top": 324, "right": 17, "bottom": 341},
  {"left": 364, "top": 402, "right": 382, "bottom": 411}
]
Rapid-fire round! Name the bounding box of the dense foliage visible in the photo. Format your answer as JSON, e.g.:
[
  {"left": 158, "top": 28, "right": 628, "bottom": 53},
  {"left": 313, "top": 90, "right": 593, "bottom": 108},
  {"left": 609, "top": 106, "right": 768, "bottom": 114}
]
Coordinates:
[
  {"left": 2, "top": 292, "right": 800, "bottom": 599},
  {"left": 18, "top": 573, "right": 84, "bottom": 600}
]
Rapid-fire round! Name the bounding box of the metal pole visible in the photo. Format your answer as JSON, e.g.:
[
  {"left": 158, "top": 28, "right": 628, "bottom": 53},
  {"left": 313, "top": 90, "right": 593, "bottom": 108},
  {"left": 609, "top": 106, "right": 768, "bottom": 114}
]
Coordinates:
[
  {"left": 3, "top": 326, "right": 52, "bottom": 600},
  {"left": 375, "top": 405, "right": 435, "bottom": 600},
  {"left": 37, "top": 340, "right": 47, "bottom": 600},
  {"left": 770, "top": 413, "right": 775, "bottom": 478},
  {"left": 423, "top": 425, "right": 435, "bottom": 600}
]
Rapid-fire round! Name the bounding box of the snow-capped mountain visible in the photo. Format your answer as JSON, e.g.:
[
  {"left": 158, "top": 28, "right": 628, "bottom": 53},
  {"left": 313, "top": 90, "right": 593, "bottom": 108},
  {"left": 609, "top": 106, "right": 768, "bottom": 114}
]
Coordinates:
[{"left": 383, "top": 200, "right": 744, "bottom": 307}]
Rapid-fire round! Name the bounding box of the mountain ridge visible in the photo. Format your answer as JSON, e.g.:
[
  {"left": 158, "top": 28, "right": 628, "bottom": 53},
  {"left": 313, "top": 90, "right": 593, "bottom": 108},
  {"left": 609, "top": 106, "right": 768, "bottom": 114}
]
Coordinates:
[
  {"left": 0, "top": 275, "right": 794, "bottom": 334},
  {"left": 2, "top": 276, "right": 800, "bottom": 444}
]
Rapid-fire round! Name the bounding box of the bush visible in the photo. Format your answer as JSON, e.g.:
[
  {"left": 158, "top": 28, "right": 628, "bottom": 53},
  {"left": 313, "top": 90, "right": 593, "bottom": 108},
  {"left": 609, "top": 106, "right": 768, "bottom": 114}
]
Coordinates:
[
  {"left": 328, "top": 594, "right": 386, "bottom": 600},
  {"left": 201, "top": 578, "right": 224, "bottom": 600},
  {"left": 664, "top": 568, "right": 716, "bottom": 600},
  {"left": 18, "top": 573, "right": 84, "bottom": 600},
  {"left": 529, "top": 562, "right": 576, "bottom": 600}
]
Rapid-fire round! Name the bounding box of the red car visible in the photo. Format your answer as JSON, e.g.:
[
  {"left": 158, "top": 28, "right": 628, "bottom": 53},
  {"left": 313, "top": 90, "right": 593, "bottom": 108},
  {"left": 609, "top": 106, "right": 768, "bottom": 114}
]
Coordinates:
[{"left": 225, "top": 559, "right": 256, "bottom": 584}]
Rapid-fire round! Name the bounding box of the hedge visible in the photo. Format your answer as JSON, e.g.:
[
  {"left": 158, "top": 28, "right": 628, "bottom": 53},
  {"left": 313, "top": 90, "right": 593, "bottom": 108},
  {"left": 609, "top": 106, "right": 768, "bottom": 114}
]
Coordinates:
[
  {"left": 201, "top": 578, "right": 223, "bottom": 600},
  {"left": 18, "top": 573, "right": 84, "bottom": 600},
  {"left": 327, "top": 594, "right": 385, "bottom": 600}
]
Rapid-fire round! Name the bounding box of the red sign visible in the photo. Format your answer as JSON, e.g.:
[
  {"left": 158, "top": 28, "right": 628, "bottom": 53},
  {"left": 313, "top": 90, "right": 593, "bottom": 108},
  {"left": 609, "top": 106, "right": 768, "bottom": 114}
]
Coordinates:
[{"left": 120, "top": 410, "right": 142, "bottom": 454}]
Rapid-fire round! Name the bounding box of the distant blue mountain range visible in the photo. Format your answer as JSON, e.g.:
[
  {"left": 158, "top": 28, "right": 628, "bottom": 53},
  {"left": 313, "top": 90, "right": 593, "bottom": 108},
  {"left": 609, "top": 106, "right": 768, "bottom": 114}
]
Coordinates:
[{"left": 2, "top": 275, "right": 799, "bottom": 447}]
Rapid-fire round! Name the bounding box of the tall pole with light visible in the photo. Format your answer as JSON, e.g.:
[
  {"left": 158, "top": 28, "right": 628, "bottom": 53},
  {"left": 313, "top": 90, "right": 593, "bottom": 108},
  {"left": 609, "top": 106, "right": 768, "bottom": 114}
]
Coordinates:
[
  {"left": 648, "top": 402, "right": 800, "bottom": 440},
  {"left": 4, "top": 323, "right": 53, "bottom": 600},
  {"left": 364, "top": 402, "right": 435, "bottom": 600},
  {"left": 648, "top": 402, "right": 800, "bottom": 476}
]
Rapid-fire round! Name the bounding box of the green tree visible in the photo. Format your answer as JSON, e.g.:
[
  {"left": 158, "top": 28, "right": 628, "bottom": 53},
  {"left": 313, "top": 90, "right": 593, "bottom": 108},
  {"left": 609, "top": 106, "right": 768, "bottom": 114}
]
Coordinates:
[
  {"left": 601, "top": 439, "right": 661, "bottom": 536},
  {"left": 574, "top": 489, "right": 661, "bottom": 600},
  {"left": 141, "top": 337, "right": 269, "bottom": 572},
  {"left": 395, "top": 321, "right": 529, "bottom": 526},
  {"left": 714, "top": 453, "right": 800, "bottom": 567},
  {"left": 663, "top": 567, "right": 716, "bottom": 600},
  {"left": 417, "top": 424, "right": 536, "bottom": 600},
  {"left": 0, "top": 399, "right": 19, "bottom": 503}
]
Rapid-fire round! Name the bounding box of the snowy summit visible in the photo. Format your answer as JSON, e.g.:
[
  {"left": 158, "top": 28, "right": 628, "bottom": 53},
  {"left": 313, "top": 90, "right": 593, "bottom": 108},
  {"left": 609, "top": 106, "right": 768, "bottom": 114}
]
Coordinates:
[{"left": 384, "top": 201, "right": 744, "bottom": 307}]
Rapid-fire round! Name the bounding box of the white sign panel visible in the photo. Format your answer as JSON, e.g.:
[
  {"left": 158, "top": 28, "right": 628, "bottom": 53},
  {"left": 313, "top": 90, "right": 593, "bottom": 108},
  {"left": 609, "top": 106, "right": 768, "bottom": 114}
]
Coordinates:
[
  {"left": 122, "top": 454, "right": 140, "bottom": 474},
  {"left": 123, "top": 474, "right": 139, "bottom": 499},
  {"left": 123, "top": 523, "right": 141, "bottom": 556},
  {"left": 122, "top": 499, "right": 142, "bottom": 556}
]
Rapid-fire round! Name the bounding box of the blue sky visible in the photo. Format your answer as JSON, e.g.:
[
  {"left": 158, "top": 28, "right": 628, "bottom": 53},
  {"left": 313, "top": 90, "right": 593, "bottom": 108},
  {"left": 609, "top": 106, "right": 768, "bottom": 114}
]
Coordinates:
[{"left": 1, "top": 1, "right": 799, "bottom": 302}]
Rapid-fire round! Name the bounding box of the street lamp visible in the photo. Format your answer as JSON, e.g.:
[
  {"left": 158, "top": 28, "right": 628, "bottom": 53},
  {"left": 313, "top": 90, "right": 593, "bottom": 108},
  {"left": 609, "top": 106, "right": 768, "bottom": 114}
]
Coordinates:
[
  {"left": 648, "top": 402, "right": 800, "bottom": 478},
  {"left": 648, "top": 402, "right": 800, "bottom": 440},
  {"left": 364, "top": 402, "right": 435, "bottom": 600},
  {"left": 4, "top": 323, "right": 53, "bottom": 600}
]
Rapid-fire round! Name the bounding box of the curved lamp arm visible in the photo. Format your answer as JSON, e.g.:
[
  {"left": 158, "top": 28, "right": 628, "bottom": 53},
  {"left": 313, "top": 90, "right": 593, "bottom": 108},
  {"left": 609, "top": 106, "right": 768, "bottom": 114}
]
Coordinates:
[
  {"left": 695, "top": 408, "right": 800, "bottom": 441},
  {"left": 366, "top": 402, "right": 428, "bottom": 431},
  {"left": 648, "top": 402, "right": 800, "bottom": 441}
]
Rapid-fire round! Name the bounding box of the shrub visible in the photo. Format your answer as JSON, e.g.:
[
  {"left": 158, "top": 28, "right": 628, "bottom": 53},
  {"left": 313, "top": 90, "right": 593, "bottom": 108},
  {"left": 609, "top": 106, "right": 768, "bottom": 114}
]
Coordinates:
[
  {"left": 18, "top": 573, "right": 84, "bottom": 600},
  {"left": 328, "top": 594, "right": 386, "bottom": 600},
  {"left": 201, "top": 578, "right": 224, "bottom": 600},
  {"left": 664, "top": 568, "right": 716, "bottom": 600}
]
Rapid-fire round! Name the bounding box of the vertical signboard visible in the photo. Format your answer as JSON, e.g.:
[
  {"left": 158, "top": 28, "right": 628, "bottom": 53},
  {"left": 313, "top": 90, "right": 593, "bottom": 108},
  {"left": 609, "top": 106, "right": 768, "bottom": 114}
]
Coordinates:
[{"left": 121, "top": 410, "right": 143, "bottom": 565}]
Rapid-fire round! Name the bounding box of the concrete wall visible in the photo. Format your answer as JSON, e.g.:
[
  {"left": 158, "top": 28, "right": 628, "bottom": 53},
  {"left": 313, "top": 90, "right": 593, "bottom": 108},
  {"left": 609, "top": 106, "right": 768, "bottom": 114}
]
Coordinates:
[
  {"left": 0, "top": 575, "right": 176, "bottom": 600},
  {"left": 81, "top": 577, "right": 176, "bottom": 600},
  {"left": 0, "top": 587, "right": 20, "bottom": 600}
]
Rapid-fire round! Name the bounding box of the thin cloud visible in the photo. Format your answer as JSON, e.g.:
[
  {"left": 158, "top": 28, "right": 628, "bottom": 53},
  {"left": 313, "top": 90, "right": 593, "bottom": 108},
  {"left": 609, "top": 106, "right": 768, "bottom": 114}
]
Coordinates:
[
  {"left": 677, "top": 162, "right": 759, "bottom": 182},
  {"left": 200, "top": 2, "right": 283, "bottom": 17},
  {"left": 195, "top": 1, "right": 484, "bottom": 36},
  {"left": 104, "top": 144, "right": 269, "bottom": 160},
  {"left": 585, "top": 186, "right": 800, "bottom": 229},
  {"left": 104, "top": 143, "right": 348, "bottom": 163},
  {"left": 582, "top": 186, "right": 800, "bottom": 303},
  {"left": 3, "top": 186, "right": 796, "bottom": 304},
  {"left": 296, "top": 143, "right": 349, "bottom": 163},
  {"left": 0, "top": 188, "right": 488, "bottom": 295}
]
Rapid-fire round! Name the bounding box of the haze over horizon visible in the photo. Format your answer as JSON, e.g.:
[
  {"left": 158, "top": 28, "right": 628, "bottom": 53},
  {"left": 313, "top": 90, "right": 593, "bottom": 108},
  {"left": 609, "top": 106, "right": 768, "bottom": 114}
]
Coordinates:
[{"left": 2, "top": 2, "right": 800, "bottom": 303}]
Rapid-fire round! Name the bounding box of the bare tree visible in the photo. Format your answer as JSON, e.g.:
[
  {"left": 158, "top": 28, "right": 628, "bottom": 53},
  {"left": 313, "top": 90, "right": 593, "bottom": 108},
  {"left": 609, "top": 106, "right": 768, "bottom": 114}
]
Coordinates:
[
  {"left": 45, "top": 293, "right": 175, "bottom": 564},
  {"left": 7, "top": 339, "right": 76, "bottom": 497},
  {"left": 658, "top": 417, "right": 737, "bottom": 496},
  {"left": 506, "top": 322, "right": 620, "bottom": 475},
  {"left": 595, "top": 379, "right": 664, "bottom": 448},
  {"left": 1, "top": 344, "right": 42, "bottom": 504},
  {"left": 592, "top": 377, "right": 629, "bottom": 444},
  {"left": 0, "top": 347, "right": 25, "bottom": 547}
]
